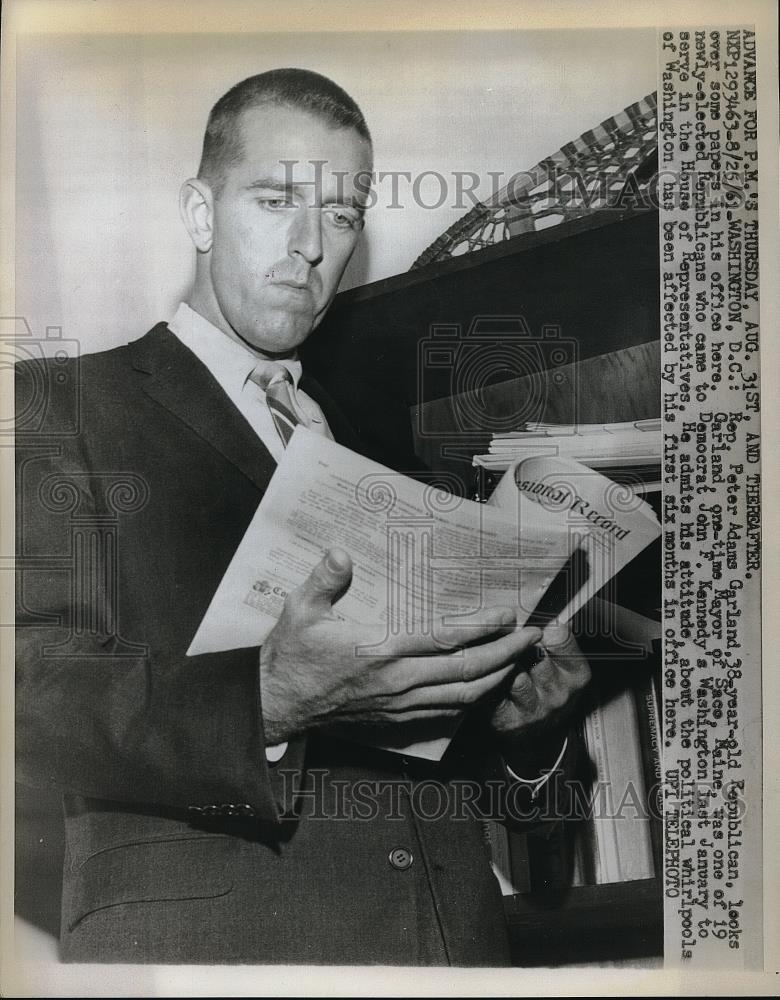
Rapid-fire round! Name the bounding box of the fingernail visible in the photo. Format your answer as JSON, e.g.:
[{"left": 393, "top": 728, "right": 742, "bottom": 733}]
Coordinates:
[
  {"left": 326, "top": 549, "right": 349, "bottom": 573},
  {"left": 543, "top": 623, "right": 569, "bottom": 647}
]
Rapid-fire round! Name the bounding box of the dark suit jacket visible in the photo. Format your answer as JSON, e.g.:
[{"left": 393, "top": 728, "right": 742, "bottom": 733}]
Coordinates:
[{"left": 15, "top": 324, "right": 567, "bottom": 965}]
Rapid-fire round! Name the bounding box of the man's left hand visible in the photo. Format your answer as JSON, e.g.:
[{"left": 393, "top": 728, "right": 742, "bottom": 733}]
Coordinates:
[{"left": 488, "top": 623, "right": 591, "bottom": 776}]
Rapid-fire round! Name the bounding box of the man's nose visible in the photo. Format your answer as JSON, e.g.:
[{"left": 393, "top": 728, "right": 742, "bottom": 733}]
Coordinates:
[{"left": 287, "top": 206, "right": 323, "bottom": 266}]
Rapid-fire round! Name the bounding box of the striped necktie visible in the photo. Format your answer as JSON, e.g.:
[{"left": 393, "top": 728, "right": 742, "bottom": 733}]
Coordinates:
[{"left": 249, "top": 361, "right": 311, "bottom": 448}]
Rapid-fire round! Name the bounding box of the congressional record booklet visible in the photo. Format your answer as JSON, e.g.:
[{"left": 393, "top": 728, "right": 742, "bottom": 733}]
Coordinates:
[{"left": 189, "top": 427, "right": 661, "bottom": 759}]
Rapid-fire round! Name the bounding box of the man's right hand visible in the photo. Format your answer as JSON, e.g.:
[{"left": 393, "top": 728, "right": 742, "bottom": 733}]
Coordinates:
[{"left": 258, "top": 547, "right": 542, "bottom": 745}]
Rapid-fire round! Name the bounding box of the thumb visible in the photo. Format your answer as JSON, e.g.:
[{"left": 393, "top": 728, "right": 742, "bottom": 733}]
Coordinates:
[
  {"left": 540, "top": 621, "right": 585, "bottom": 670},
  {"left": 540, "top": 621, "right": 573, "bottom": 652},
  {"left": 296, "top": 547, "right": 353, "bottom": 614}
]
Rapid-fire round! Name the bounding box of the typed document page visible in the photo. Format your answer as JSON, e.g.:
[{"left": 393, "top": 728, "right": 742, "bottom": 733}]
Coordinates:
[{"left": 189, "top": 427, "right": 572, "bottom": 657}]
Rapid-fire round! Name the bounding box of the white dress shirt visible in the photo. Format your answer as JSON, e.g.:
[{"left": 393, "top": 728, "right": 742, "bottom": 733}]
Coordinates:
[
  {"left": 168, "top": 301, "right": 331, "bottom": 464},
  {"left": 168, "top": 301, "right": 334, "bottom": 763}
]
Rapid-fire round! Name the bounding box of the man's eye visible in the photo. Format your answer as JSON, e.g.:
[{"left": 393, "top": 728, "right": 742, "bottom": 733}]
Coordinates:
[
  {"left": 258, "top": 198, "right": 294, "bottom": 210},
  {"left": 324, "top": 208, "right": 362, "bottom": 230}
]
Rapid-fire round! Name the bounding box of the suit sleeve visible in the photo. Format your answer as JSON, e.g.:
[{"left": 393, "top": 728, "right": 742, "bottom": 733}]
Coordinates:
[{"left": 15, "top": 359, "right": 285, "bottom": 823}]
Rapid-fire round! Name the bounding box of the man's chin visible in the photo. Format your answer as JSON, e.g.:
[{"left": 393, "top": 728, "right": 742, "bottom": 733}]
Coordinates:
[{"left": 239, "top": 311, "right": 317, "bottom": 357}]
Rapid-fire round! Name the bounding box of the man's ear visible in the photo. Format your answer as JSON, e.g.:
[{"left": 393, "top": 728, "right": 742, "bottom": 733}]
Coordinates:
[{"left": 180, "top": 178, "right": 214, "bottom": 253}]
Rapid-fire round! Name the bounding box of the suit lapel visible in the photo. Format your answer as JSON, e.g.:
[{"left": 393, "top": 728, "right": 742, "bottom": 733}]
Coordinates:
[
  {"left": 129, "top": 324, "right": 278, "bottom": 492},
  {"left": 299, "top": 372, "right": 363, "bottom": 454}
]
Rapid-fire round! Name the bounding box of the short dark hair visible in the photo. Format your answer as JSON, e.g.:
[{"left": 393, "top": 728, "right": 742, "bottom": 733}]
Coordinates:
[{"left": 198, "top": 68, "right": 372, "bottom": 191}]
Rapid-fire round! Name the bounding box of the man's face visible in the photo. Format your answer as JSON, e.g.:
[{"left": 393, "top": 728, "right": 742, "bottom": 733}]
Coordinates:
[{"left": 203, "top": 104, "right": 372, "bottom": 355}]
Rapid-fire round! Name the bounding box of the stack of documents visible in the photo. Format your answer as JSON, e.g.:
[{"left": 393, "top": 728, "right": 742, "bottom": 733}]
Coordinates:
[{"left": 473, "top": 418, "right": 662, "bottom": 472}]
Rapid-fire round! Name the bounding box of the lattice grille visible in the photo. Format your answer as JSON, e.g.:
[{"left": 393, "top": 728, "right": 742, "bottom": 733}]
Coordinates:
[{"left": 411, "top": 92, "right": 658, "bottom": 269}]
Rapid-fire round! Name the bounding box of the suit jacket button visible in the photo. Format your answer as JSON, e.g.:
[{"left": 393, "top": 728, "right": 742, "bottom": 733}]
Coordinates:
[{"left": 388, "top": 846, "right": 414, "bottom": 870}]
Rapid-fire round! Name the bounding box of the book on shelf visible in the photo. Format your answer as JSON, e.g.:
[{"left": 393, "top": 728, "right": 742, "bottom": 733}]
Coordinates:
[
  {"left": 597, "top": 683, "right": 655, "bottom": 883},
  {"left": 572, "top": 615, "right": 662, "bottom": 888},
  {"left": 633, "top": 667, "right": 663, "bottom": 877},
  {"left": 581, "top": 699, "right": 622, "bottom": 884},
  {"left": 574, "top": 680, "right": 657, "bottom": 886}
]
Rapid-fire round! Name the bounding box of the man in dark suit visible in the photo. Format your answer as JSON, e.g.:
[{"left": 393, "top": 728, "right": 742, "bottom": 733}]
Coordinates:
[{"left": 16, "top": 68, "right": 590, "bottom": 965}]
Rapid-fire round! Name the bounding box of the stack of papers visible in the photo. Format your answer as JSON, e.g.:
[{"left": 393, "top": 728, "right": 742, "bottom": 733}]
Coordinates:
[{"left": 473, "top": 418, "right": 662, "bottom": 472}]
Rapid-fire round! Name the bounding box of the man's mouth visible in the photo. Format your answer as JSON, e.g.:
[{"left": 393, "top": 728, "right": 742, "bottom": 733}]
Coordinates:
[
  {"left": 272, "top": 277, "right": 309, "bottom": 289},
  {"left": 270, "top": 282, "right": 314, "bottom": 302}
]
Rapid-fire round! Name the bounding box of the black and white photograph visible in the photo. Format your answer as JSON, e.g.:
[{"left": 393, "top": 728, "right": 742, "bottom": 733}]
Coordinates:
[{"left": 2, "top": 1, "right": 778, "bottom": 995}]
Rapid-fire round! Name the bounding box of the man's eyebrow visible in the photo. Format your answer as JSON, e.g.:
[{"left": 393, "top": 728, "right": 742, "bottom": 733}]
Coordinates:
[{"left": 244, "top": 177, "right": 296, "bottom": 193}]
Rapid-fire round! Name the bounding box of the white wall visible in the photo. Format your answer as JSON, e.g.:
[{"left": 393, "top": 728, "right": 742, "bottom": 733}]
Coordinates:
[{"left": 15, "top": 29, "right": 655, "bottom": 354}]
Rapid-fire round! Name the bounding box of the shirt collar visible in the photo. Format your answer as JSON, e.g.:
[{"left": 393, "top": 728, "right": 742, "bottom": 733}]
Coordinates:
[{"left": 167, "top": 302, "right": 304, "bottom": 392}]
